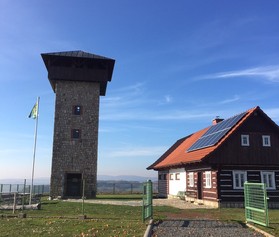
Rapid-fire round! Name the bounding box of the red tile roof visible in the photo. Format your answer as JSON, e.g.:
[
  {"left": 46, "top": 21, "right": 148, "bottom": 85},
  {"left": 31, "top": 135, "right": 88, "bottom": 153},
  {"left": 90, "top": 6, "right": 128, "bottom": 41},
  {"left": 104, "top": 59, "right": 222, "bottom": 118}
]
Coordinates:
[{"left": 148, "top": 106, "right": 260, "bottom": 170}]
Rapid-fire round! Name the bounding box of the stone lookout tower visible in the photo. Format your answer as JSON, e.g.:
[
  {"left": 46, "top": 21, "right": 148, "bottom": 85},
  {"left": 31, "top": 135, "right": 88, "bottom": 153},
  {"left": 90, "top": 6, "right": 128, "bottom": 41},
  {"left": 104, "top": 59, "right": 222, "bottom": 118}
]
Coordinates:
[{"left": 41, "top": 50, "right": 115, "bottom": 198}]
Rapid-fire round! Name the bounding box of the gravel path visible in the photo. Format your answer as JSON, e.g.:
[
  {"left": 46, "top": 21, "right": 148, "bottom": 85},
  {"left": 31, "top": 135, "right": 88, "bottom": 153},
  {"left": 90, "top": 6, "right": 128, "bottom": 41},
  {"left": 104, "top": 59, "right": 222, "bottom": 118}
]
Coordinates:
[
  {"left": 65, "top": 198, "right": 213, "bottom": 209},
  {"left": 152, "top": 220, "right": 265, "bottom": 237}
]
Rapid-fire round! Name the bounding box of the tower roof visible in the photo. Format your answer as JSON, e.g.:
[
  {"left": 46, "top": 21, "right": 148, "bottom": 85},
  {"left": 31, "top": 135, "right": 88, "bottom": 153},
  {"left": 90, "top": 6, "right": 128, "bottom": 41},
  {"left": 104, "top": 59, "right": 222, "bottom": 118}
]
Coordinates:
[{"left": 41, "top": 50, "right": 115, "bottom": 96}]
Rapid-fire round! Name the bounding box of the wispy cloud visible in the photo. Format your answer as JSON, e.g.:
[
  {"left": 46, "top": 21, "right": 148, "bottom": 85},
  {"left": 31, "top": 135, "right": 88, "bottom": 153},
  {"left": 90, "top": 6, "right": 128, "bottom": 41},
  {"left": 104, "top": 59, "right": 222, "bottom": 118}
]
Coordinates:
[
  {"left": 219, "top": 95, "right": 240, "bottom": 104},
  {"left": 101, "top": 83, "right": 217, "bottom": 122},
  {"left": 103, "top": 146, "right": 167, "bottom": 158},
  {"left": 197, "top": 65, "right": 279, "bottom": 82}
]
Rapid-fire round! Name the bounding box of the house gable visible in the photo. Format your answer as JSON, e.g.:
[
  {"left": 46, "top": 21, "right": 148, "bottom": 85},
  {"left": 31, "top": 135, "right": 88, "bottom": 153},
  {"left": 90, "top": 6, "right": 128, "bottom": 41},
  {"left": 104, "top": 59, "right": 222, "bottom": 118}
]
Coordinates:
[
  {"left": 148, "top": 106, "right": 279, "bottom": 170},
  {"left": 206, "top": 108, "right": 279, "bottom": 165}
]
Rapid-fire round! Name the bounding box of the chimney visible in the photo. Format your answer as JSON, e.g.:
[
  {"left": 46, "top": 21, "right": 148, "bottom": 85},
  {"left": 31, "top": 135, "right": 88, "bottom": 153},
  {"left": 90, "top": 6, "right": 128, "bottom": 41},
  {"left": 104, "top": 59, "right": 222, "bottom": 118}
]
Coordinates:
[{"left": 212, "top": 116, "right": 224, "bottom": 125}]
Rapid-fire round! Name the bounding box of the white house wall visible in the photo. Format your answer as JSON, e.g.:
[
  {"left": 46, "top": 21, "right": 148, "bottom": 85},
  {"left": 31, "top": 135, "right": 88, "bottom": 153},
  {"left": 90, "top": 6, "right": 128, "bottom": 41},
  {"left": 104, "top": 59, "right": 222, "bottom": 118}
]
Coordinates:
[{"left": 169, "top": 168, "right": 186, "bottom": 195}]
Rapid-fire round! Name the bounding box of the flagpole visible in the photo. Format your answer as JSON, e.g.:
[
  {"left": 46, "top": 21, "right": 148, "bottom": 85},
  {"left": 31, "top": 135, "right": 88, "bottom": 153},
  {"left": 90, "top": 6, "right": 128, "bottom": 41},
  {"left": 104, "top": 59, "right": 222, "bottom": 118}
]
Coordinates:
[{"left": 29, "top": 96, "right": 40, "bottom": 205}]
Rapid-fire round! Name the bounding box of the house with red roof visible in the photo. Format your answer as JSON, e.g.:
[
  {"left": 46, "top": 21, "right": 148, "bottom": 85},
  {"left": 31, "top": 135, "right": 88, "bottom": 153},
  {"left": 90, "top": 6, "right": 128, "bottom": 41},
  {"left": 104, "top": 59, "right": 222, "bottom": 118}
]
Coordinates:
[{"left": 147, "top": 106, "right": 279, "bottom": 208}]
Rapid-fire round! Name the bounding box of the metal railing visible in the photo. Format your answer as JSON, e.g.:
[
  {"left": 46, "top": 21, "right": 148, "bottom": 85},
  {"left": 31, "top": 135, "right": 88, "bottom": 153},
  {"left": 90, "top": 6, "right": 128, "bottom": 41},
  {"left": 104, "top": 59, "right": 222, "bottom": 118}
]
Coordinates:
[
  {"left": 0, "top": 184, "right": 49, "bottom": 195},
  {"left": 0, "top": 181, "right": 158, "bottom": 196}
]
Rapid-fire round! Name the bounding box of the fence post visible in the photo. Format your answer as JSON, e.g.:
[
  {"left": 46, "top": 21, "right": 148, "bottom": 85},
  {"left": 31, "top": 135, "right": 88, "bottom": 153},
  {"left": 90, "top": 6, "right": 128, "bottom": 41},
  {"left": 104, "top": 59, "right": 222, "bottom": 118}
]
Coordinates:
[
  {"left": 131, "top": 183, "right": 133, "bottom": 194},
  {"left": 13, "top": 193, "right": 17, "bottom": 214},
  {"left": 9, "top": 184, "right": 12, "bottom": 193},
  {"left": 0, "top": 184, "right": 3, "bottom": 193},
  {"left": 22, "top": 179, "right": 26, "bottom": 210}
]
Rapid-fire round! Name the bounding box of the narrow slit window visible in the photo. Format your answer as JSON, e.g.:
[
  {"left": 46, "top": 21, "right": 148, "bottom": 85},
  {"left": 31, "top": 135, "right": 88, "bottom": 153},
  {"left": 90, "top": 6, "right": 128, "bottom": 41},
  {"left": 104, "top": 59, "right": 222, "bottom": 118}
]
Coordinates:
[
  {"left": 72, "top": 129, "right": 81, "bottom": 139},
  {"left": 73, "top": 105, "right": 82, "bottom": 115}
]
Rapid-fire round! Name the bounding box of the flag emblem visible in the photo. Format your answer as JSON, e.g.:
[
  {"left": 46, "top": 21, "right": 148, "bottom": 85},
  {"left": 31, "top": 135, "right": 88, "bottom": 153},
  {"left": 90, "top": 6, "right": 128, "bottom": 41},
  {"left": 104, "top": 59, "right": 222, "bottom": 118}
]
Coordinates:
[{"left": 29, "top": 102, "right": 38, "bottom": 119}]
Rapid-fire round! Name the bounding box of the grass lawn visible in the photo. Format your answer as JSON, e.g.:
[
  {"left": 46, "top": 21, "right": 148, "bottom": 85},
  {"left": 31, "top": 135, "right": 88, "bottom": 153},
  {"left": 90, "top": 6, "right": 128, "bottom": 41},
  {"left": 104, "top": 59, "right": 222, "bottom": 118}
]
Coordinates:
[
  {"left": 1, "top": 195, "right": 279, "bottom": 236},
  {"left": 0, "top": 198, "right": 146, "bottom": 237}
]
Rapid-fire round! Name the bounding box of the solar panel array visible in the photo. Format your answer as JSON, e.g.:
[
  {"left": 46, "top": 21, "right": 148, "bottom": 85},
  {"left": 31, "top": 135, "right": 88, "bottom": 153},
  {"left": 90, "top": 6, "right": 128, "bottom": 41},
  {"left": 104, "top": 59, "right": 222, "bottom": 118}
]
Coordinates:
[{"left": 187, "top": 112, "right": 247, "bottom": 152}]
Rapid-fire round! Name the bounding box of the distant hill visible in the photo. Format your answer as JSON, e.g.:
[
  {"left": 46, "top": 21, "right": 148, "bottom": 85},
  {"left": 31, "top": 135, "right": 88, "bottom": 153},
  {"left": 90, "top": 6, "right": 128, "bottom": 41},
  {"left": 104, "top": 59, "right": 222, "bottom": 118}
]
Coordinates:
[
  {"left": 97, "top": 175, "right": 157, "bottom": 182},
  {"left": 0, "top": 175, "right": 157, "bottom": 184}
]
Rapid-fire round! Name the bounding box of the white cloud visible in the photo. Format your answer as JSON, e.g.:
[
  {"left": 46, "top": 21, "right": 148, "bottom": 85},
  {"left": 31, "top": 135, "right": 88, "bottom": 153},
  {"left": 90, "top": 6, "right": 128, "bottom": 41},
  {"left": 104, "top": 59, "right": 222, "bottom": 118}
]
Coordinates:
[
  {"left": 164, "top": 95, "right": 172, "bottom": 103},
  {"left": 219, "top": 95, "right": 240, "bottom": 104},
  {"left": 197, "top": 65, "right": 279, "bottom": 82}
]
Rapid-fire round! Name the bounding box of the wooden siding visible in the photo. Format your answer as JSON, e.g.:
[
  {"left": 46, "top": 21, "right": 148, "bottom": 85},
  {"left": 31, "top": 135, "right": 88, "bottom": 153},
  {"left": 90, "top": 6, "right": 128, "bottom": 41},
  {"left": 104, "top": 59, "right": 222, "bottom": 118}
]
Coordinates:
[
  {"left": 219, "top": 169, "right": 279, "bottom": 203},
  {"left": 208, "top": 111, "right": 279, "bottom": 166},
  {"left": 186, "top": 170, "right": 218, "bottom": 201},
  {"left": 158, "top": 170, "right": 168, "bottom": 197}
]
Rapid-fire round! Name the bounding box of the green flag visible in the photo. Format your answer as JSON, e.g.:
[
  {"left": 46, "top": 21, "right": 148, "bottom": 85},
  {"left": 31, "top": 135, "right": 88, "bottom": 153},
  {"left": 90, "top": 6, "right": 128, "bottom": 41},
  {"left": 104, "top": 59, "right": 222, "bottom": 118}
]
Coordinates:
[{"left": 29, "top": 102, "right": 38, "bottom": 119}]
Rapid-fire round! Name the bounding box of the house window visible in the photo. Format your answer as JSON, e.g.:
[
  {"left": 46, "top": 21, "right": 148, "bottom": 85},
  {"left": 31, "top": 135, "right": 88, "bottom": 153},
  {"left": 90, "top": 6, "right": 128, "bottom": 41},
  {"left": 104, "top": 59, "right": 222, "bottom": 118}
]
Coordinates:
[
  {"left": 233, "top": 171, "right": 247, "bottom": 189},
  {"left": 163, "top": 174, "right": 167, "bottom": 180},
  {"left": 261, "top": 171, "right": 275, "bottom": 189},
  {"left": 241, "top": 135, "right": 250, "bottom": 146},
  {"left": 175, "top": 173, "right": 180, "bottom": 180},
  {"left": 73, "top": 105, "right": 82, "bottom": 115},
  {"left": 205, "top": 171, "right": 211, "bottom": 188},
  {"left": 189, "top": 172, "right": 194, "bottom": 187},
  {"left": 72, "top": 129, "right": 81, "bottom": 139},
  {"left": 170, "top": 174, "right": 174, "bottom": 180},
  {"left": 262, "top": 135, "right": 271, "bottom": 147}
]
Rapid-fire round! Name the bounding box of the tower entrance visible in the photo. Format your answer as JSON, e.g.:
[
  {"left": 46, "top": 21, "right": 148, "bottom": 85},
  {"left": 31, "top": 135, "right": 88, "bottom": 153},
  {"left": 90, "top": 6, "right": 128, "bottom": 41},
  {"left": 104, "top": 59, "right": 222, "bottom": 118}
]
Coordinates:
[{"left": 65, "top": 173, "right": 82, "bottom": 197}]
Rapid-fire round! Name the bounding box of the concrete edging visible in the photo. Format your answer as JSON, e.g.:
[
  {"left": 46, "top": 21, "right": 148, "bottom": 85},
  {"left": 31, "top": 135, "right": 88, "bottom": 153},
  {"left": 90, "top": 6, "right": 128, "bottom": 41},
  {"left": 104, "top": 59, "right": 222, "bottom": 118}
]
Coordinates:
[
  {"left": 246, "top": 223, "right": 274, "bottom": 237},
  {"left": 143, "top": 219, "right": 154, "bottom": 237}
]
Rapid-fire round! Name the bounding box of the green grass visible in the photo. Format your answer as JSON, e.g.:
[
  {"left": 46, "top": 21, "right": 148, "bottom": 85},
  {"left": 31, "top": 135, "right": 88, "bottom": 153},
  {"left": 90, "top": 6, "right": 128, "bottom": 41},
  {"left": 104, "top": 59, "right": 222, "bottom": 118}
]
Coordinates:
[
  {"left": 1, "top": 196, "right": 279, "bottom": 236},
  {"left": 0, "top": 199, "right": 147, "bottom": 237}
]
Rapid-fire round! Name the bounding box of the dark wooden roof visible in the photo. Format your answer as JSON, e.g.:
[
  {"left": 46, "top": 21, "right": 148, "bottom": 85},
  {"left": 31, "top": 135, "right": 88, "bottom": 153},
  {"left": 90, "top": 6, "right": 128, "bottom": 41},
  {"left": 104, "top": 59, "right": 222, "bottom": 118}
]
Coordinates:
[
  {"left": 41, "top": 50, "right": 115, "bottom": 96},
  {"left": 42, "top": 50, "right": 112, "bottom": 61}
]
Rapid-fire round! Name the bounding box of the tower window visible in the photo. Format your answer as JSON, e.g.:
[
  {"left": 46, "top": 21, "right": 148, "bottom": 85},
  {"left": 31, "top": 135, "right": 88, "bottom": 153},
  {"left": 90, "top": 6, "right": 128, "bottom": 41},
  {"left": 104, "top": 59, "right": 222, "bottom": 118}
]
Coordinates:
[
  {"left": 73, "top": 105, "right": 82, "bottom": 115},
  {"left": 72, "top": 129, "right": 81, "bottom": 139}
]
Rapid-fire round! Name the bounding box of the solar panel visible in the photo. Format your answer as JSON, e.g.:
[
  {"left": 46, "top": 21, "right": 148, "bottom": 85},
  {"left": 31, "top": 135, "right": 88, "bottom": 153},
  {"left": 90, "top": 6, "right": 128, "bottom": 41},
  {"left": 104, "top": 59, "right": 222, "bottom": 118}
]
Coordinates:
[{"left": 187, "top": 112, "right": 246, "bottom": 152}]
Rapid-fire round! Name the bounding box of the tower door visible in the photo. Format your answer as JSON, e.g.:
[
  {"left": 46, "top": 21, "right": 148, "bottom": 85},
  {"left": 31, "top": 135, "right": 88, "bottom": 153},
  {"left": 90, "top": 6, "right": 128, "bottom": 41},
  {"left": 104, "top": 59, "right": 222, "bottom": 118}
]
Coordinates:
[{"left": 65, "top": 173, "right": 82, "bottom": 197}]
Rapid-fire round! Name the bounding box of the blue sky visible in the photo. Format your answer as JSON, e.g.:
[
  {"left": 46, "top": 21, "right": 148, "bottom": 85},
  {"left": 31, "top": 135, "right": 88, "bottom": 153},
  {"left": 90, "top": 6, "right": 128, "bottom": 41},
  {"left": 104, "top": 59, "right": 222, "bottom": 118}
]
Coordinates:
[{"left": 1, "top": 0, "right": 279, "bottom": 180}]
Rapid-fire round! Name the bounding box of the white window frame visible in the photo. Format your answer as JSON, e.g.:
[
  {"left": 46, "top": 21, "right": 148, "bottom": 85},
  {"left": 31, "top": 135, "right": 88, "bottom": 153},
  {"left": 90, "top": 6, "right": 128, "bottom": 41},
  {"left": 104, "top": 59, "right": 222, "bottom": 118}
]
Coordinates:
[
  {"left": 233, "top": 171, "right": 247, "bottom": 189},
  {"left": 241, "top": 134, "right": 250, "bottom": 146},
  {"left": 262, "top": 135, "right": 271, "bottom": 147},
  {"left": 261, "top": 171, "right": 276, "bottom": 190},
  {"left": 205, "top": 171, "right": 211, "bottom": 188},
  {"left": 189, "top": 172, "right": 194, "bottom": 187},
  {"left": 175, "top": 173, "right": 180, "bottom": 180}
]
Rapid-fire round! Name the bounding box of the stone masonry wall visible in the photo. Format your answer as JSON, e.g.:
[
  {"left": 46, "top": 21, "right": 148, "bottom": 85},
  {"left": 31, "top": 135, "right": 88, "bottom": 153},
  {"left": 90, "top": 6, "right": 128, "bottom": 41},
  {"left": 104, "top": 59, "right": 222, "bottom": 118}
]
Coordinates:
[{"left": 50, "top": 80, "right": 100, "bottom": 198}]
